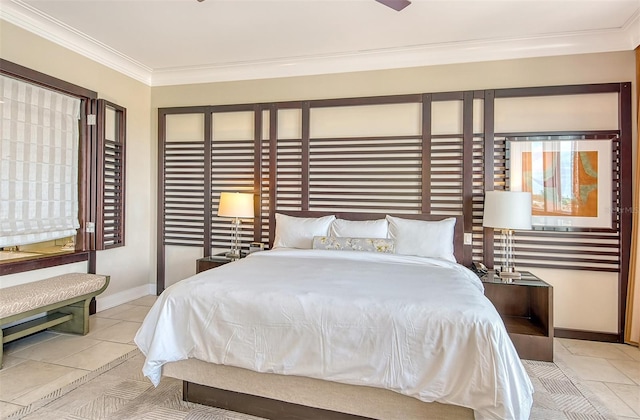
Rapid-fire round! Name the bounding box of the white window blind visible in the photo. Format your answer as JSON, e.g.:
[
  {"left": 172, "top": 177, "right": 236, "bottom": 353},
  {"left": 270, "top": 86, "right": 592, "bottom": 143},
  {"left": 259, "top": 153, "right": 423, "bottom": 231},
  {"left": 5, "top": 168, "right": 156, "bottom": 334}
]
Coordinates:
[{"left": 0, "top": 75, "right": 81, "bottom": 247}]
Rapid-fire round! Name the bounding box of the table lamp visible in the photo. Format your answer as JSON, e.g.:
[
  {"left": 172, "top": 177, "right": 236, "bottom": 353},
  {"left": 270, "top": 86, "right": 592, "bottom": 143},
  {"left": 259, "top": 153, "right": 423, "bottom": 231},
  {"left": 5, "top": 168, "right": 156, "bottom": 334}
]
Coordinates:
[
  {"left": 482, "top": 191, "right": 532, "bottom": 280},
  {"left": 217, "top": 192, "right": 254, "bottom": 260}
]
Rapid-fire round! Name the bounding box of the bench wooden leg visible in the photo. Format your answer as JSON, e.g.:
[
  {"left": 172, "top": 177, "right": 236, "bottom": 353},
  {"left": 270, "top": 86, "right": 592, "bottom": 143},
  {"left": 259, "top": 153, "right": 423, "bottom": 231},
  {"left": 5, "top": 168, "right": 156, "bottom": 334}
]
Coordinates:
[{"left": 50, "top": 298, "right": 91, "bottom": 335}]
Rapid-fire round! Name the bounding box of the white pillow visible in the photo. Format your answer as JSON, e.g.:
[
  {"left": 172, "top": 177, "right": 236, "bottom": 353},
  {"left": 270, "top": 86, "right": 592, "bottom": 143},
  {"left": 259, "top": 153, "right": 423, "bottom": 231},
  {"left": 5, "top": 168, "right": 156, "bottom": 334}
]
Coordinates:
[
  {"left": 273, "top": 213, "right": 336, "bottom": 249},
  {"left": 330, "top": 218, "right": 388, "bottom": 238},
  {"left": 386, "top": 215, "right": 456, "bottom": 262}
]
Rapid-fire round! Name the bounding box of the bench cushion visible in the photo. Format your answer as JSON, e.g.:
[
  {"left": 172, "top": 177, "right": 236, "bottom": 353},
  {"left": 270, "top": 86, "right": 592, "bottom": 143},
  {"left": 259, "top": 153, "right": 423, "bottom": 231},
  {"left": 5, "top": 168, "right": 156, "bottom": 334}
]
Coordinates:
[{"left": 0, "top": 273, "right": 107, "bottom": 319}]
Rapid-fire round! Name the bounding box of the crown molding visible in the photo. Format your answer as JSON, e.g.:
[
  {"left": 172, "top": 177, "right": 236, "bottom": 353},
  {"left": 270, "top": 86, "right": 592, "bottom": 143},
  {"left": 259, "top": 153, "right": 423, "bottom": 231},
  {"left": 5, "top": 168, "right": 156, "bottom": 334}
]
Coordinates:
[
  {"left": 2, "top": 0, "right": 638, "bottom": 87},
  {"left": 151, "top": 29, "right": 636, "bottom": 86},
  {"left": 0, "top": 0, "right": 152, "bottom": 85},
  {"left": 625, "top": 7, "right": 640, "bottom": 48}
]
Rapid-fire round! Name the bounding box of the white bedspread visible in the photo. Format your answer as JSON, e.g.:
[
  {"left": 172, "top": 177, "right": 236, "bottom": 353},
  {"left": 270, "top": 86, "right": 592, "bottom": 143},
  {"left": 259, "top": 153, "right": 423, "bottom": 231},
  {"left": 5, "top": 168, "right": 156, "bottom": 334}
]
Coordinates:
[{"left": 135, "top": 249, "right": 533, "bottom": 420}]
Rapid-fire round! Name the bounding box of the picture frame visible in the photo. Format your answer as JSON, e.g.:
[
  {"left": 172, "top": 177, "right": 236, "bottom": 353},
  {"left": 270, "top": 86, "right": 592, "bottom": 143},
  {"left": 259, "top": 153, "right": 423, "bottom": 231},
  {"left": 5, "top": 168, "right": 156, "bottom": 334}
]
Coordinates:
[{"left": 507, "top": 138, "right": 613, "bottom": 230}]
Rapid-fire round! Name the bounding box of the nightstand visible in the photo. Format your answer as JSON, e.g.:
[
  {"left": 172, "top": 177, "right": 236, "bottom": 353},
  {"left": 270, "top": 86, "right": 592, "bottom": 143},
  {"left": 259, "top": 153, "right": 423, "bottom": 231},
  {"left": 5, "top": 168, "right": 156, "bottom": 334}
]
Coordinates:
[
  {"left": 482, "top": 271, "right": 554, "bottom": 362},
  {"left": 196, "top": 254, "right": 234, "bottom": 273}
]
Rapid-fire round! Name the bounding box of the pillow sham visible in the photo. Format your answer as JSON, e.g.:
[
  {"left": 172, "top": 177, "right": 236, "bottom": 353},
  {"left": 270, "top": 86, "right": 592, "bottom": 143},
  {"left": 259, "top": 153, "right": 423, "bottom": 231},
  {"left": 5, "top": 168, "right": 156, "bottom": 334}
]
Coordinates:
[
  {"left": 386, "top": 215, "right": 456, "bottom": 262},
  {"left": 312, "top": 236, "right": 395, "bottom": 254},
  {"left": 329, "top": 218, "right": 388, "bottom": 238},
  {"left": 273, "top": 213, "right": 336, "bottom": 249}
]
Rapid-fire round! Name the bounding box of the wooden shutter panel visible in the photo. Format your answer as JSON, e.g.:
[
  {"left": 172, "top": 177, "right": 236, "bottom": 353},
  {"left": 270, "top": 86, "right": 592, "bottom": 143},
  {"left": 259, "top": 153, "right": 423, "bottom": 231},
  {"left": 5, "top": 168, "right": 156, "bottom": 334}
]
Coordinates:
[{"left": 96, "top": 99, "right": 126, "bottom": 249}]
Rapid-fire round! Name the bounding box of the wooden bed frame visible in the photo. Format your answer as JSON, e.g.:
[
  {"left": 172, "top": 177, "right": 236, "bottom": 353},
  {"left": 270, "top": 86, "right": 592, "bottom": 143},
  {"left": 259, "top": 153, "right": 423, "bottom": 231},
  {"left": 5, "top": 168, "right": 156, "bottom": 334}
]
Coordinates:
[
  {"left": 164, "top": 358, "right": 473, "bottom": 420},
  {"left": 164, "top": 211, "right": 474, "bottom": 419}
]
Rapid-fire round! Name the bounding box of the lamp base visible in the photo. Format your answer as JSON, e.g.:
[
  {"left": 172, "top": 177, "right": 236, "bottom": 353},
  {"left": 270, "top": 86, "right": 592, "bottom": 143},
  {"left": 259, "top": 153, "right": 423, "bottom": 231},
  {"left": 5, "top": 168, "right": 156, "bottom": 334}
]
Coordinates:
[
  {"left": 225, "top": 251, "right": 241, "bottom": 261},
  {"left": 499, "top": 270, "right": 521, "bottom": 281}
]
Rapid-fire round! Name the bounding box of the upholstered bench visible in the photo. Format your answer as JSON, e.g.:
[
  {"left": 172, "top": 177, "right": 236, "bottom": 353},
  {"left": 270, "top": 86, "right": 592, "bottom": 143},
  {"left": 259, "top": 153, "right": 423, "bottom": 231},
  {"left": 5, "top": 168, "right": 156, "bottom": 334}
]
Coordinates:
[{"left": 0, "top": 273, "right": 109, "bottom": 368}]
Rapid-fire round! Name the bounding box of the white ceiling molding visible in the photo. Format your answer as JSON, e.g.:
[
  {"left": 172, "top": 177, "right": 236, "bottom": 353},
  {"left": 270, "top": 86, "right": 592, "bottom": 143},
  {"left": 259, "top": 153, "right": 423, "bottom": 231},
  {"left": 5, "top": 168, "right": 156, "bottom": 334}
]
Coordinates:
[
  {"left": 0, "top": 0, "right": 152, "bottom": 85},
  {"left": 626, "top": 7, "right": 640, "bottom": 49},
  {"left": 151, "top": 30, "right": 636, "bottom": 86},
  {"left": 2, "top": 0, "right": 638, "bottom": 88}
]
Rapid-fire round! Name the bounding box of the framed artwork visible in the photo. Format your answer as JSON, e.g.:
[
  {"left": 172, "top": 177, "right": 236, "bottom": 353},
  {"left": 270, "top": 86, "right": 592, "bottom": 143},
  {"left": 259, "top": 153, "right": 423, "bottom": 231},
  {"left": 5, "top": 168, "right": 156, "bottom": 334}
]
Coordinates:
[{"left": 508, "top": 138, "right": 613, "bottom": 230}]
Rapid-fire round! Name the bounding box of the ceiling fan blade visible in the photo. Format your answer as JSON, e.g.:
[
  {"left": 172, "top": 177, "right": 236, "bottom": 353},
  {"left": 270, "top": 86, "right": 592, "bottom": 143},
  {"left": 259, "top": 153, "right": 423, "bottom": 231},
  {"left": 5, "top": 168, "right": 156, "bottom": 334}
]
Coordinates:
[{"left": 375, "top": 0, "right": 411, "bottom": 11}]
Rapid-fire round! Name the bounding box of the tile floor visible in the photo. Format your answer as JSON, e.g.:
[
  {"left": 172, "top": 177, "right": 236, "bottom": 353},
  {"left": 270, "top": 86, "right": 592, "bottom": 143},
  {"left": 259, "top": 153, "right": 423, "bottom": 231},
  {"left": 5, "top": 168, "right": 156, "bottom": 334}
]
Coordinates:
[
  {"left": 0, "top": 295, "right": 638, "bottom": 419},
  {"left": 0, "top": 295, "right": 155, "bottom": 418}
]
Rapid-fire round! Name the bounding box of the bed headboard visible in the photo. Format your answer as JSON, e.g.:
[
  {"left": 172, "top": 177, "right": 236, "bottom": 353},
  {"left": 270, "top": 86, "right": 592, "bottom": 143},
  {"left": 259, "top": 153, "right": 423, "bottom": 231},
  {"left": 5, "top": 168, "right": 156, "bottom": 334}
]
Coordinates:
[{"left": 271, "top": 211, "right": 467, "bottom": 266}]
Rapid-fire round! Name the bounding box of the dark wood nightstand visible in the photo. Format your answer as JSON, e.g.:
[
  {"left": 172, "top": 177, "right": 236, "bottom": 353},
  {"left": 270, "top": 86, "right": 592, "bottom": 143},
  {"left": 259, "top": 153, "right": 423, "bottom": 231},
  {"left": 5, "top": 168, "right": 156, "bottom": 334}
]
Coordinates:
[
  {"left": 482, "top": 271, "right": 554, "bottom": 362},
  {"left": 196, "top": 254, "right": 234, "bottom": 273}
]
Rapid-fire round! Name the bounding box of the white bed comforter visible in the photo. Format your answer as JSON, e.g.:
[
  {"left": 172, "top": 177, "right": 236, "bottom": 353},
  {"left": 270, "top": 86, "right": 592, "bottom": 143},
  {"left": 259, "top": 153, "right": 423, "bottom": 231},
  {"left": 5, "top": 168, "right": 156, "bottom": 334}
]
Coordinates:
[{"left": 135, "top": 249, "right": 533, "bottom": 420}]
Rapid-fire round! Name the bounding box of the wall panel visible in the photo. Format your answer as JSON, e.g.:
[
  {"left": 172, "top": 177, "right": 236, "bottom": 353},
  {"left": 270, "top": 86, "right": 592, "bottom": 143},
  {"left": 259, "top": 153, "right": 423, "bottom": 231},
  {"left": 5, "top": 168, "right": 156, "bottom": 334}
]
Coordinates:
[
  {"left": 211, "top": 111, "right": 256, "bottom": 251},
  {"left": 495, "top": 93, "right": 619, "bottom": 133},
  {"left": 157, "top": 81, "right": 631, "bottom": 340}
]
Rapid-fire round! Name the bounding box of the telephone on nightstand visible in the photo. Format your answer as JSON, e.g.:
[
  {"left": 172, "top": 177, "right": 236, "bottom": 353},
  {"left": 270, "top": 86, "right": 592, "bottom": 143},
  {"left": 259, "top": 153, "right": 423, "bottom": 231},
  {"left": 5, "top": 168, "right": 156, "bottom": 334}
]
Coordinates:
[{"left": 469, "top": 261, "right": 488, "bottom": 278}]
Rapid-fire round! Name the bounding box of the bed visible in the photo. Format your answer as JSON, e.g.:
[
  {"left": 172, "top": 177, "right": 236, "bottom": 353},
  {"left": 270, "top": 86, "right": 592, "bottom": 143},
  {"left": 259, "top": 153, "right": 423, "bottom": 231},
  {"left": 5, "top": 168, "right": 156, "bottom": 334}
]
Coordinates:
[{"left": 135, "top": 212, "right": 533, "bottom": 420}]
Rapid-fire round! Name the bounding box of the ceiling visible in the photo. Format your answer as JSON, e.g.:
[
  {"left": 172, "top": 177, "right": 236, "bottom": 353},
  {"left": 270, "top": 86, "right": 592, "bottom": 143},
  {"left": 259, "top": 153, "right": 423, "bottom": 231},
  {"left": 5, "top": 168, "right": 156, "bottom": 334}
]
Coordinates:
[{"left": 1, "top": 0, "right": 639, "bottom": 86}]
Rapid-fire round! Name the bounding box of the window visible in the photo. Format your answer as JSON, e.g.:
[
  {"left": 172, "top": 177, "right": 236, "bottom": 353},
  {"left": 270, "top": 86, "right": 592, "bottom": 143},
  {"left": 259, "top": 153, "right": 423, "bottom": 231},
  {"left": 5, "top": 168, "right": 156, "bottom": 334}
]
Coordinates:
[
  {"left": 0, "top": 75, "right": 82, "bottom": 248},
  {"left": 0, "top": 59, "right": 126, "bottom": 274}
]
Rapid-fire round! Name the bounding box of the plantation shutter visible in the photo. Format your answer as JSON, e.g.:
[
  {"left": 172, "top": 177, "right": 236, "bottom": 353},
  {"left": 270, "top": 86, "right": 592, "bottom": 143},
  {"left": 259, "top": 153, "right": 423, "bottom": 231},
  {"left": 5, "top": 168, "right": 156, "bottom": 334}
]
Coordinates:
[{"left": 95, "top": 99, "right": 126, "bottom": 249}]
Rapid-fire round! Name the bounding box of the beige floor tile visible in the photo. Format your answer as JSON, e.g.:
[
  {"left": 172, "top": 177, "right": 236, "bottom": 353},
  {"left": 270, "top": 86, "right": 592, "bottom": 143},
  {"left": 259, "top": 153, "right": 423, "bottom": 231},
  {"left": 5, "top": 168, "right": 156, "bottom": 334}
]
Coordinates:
[
  {"left": 558, "top": 354, "right": 636, "bottom": 384},
  {"left": 0, "top": 354, "right": 27, "bottom": 370},
  {"left": 553, "top": 337, "right": 567, "bottom": 349},
  {"left": 558, "top": 338, "right": 635, "bottom": 361},
  {"left": 0, "top": 400, "right": 24, "bottom": 418},
  {"left": 583, "top": 380, "right": 638, "bottom": 418},
  {"left": 108, "top": 305, "right": 151, "bottom": 322},
  {"left": 96, "top": 304, "right": 150, "bottom": 322},
  {"left": 95, "top": 304, "right": 137, "bottom": 319},
  {"left": 618, "top": 417, "right": 640, "bottom": 420},
  {"left": 553, "top": 337, "right": 564, "bottom": 349},
  {"left": 89, "top": 321, "right": 141, "bottom": 344},
  {"left": 553, "top": 339, "right": 572, "bottom": 358},
  {"left": 55, "top": 341, "right": 136, "bottom": 371},
  {"left": 86, "top": 315, "right": 122, "bottom": 336},
  {"left": 10, "top": 335, "right": 101, "bottom": 364},
  {"left": 607, "top": 382, "right": 640, "bottom": 417},
  {"left": 609, "top": 359, "right": 640, "bottom": 385},
  {"left": 128, "top": 295, "right": 157, "bottom": 307},
  {"left": 619, "top": 344, "right": 640, "bottom": 362},
  {"left": 12, "top": 367, "right": 88, "bottom": 406},
  {"left": 0, "top": 360, "right": 87, "bottom": 403},
  {"left": 3, "top": 332, "right": 59, "bottom": 356}
]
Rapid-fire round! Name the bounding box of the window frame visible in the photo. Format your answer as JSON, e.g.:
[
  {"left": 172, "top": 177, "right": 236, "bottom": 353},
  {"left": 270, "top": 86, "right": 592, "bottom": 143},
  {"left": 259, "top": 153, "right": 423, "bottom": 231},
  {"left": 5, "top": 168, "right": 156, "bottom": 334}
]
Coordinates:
[{"left": 0, "top": 59, "right": 100, "bottom": 275}]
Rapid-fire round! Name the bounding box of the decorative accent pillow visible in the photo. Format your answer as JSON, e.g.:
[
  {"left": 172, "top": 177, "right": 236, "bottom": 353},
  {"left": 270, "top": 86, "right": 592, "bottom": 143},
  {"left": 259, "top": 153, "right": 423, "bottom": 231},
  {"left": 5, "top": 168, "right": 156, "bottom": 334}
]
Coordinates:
[
  {"left": 386, "top": 215, "right": 456, "bottom": 262},
  {"left": 273, "top": 213, "right": 336, "bottom": 249},
  {"left": 329, "top": 218, "right": 388, "bottom": 238},
  {"left": 312, "top": 236, "right": 395, "bottom": 254}
]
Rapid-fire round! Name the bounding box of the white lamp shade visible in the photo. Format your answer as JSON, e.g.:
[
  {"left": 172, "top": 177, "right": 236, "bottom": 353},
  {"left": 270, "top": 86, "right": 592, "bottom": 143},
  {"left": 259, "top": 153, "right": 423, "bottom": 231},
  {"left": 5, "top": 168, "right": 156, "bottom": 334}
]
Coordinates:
[
  {"left": 482, "top": 191, "right": 532, "bottom": 230},
  {"left": 217, "top": 192, "right": 254, "bottom": 218}
]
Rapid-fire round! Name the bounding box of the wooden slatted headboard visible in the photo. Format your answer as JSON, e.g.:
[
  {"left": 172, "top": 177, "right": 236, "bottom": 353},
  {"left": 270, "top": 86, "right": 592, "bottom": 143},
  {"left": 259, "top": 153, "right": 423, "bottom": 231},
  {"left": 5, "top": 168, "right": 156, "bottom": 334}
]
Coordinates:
[{"left": 272, "top": 211, "right": 467, "bottom": 266}]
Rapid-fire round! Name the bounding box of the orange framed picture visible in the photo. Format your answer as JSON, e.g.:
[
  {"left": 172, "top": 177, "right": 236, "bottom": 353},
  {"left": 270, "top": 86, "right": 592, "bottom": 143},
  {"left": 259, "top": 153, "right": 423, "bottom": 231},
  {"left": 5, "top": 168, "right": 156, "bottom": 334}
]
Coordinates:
[{"left": 508, "top": 138, "right": 613, "bottom": 229}]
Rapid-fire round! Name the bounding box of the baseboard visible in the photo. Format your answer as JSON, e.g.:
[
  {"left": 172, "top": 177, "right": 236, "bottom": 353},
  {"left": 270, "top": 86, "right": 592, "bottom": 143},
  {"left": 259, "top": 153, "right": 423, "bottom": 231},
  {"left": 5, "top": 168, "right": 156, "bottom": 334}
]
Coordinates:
[
  {"left": 96, "top": 283, "right": 156, "bottom": 312},
  {"left": 554, "top": 328, "right": 622, "bottom": 343}
]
